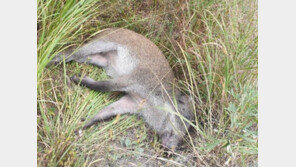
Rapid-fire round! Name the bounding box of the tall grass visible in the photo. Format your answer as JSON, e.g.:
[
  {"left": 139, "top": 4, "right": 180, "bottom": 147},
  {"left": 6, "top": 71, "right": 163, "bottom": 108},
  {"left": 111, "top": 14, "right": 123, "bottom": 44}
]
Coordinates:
[
  {"left": 38, "top": 0, "right": 257, "bottom": 166},
  {"left": 170, "top": 1, "right": 258, "bottom": 166},
  {"left": 38, "top": 0, "right": 106, "bottom": 83}
]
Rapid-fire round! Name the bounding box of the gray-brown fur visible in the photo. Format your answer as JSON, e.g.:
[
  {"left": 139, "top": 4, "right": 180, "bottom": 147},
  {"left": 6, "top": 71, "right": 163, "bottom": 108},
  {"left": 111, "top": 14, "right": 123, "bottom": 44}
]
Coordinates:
[{"left": 50, "top": 28, "right": 194, "bottom": 150}]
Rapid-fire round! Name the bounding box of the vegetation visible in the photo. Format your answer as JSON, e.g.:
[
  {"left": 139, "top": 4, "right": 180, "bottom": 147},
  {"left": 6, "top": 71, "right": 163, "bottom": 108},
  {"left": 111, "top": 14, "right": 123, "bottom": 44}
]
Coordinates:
[{"left": 37, "top": 0, "right": 257, "bottom": 166}]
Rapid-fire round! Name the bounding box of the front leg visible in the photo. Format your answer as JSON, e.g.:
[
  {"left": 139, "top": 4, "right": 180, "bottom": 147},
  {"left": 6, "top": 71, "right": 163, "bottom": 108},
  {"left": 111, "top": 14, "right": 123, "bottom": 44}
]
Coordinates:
[
  {"left": 82, "top": 95, "right": 139, "bottom": 130},
  {"left": 161, "top": 132, "right": 182, "bottom": 151}
]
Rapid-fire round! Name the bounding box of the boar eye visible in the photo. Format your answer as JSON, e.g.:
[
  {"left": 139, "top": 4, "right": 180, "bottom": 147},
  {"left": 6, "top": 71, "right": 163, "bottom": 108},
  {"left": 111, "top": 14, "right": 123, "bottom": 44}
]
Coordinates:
[{"left": 178, "top": 99, "right": 185, "bottom": 104}]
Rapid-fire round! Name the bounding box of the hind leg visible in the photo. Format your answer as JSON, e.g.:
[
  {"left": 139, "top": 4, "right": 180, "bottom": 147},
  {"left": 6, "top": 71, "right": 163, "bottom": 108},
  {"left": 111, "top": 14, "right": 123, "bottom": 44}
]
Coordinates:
[
  {"left": 49, "top": 40, "right": 118, "bottom": 68},
  {"left": 71, "top": 75, "right": 128, "bottom": 92}
]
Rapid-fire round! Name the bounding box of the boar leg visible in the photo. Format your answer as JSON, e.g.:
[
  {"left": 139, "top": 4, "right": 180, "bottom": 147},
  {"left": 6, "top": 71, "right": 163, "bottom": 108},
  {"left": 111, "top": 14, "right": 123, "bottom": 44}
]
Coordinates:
[
  {"left": 70, "top": 75, "right": 127, "bottom": 92},
  {"left": 82, "top": 95, "right": 138, "bottom": 130},
  {"left": 49, "top": 41, "right": 118, "bottom": 68},
  {"left": 161, "top": 132, "right": 182, "bottom": 151}
]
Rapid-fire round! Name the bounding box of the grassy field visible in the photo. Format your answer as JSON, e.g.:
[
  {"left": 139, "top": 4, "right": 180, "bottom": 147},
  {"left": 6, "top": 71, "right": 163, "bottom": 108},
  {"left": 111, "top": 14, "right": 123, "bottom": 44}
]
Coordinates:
[{"left": 37, "top": 0, "right": 258, "bottom": 166}]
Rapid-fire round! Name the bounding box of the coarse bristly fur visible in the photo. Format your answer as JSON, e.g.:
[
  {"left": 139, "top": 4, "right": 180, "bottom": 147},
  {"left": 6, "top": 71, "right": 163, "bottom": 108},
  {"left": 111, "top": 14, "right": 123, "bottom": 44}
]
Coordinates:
[{"left": 49, "top": 28, "right": 195, "bottom": 150}]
